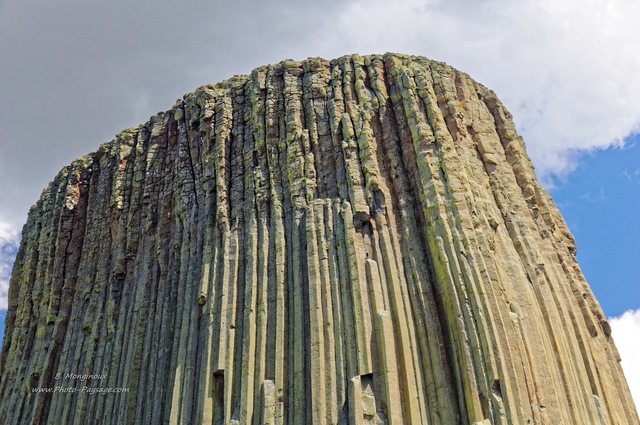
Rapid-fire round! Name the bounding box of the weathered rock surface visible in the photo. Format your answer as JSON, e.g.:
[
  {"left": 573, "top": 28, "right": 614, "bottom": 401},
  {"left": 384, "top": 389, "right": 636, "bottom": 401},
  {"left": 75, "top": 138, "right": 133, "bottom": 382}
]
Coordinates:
[{"left": 0, "top": 53, "right": 637, "bottom": 424}]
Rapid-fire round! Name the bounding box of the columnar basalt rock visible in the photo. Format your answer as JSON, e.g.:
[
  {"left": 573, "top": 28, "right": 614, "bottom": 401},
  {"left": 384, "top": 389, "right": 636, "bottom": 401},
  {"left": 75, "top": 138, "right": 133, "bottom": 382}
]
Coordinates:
[{"left": 0, "top": 53, "right": 637, "bottom": 424}]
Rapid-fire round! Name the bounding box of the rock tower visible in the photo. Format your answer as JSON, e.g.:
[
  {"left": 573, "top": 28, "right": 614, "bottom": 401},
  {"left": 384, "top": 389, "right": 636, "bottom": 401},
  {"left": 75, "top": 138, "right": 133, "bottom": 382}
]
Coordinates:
[{"left": 0, "top": 54, "right": 637, "bottom": 424}]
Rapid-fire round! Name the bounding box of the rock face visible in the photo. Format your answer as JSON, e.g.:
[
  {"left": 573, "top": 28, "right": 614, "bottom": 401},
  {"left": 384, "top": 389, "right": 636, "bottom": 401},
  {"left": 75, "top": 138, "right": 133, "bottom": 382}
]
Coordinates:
[{"left": 0, "top": 53, "right": 637, "bottom": 424}]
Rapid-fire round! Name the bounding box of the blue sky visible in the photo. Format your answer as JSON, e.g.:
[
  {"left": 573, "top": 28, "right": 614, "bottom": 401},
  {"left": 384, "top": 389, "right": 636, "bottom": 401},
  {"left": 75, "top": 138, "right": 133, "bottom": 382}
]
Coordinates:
[
  {"left": 0, "top": 0, "right": 638, "bottom": 406},
  {"left": 551, "top": 137, "right": 640, "bottom": 317}
]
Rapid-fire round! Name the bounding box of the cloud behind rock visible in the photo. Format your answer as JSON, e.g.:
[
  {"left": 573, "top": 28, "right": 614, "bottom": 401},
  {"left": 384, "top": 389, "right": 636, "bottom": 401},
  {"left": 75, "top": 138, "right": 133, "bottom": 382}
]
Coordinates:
[{"left": 610, "top": 309, "right": 640, "bottom": 409}]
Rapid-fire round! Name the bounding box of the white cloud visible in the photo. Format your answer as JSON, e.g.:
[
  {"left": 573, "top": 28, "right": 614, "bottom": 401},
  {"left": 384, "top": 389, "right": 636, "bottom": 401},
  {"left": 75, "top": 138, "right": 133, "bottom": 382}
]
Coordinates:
[
  {"left": 0, "top": 219, "right": 21, "bottom": 310},
  {"left": 622, "top": 167, "right": 640, "bottom": 182},
  {"left": 610, "top": 309, "right": 640, "bottom": 410},
  {"left": 321, "top": 0, "right": 640, "bottom": 182},
  {"left": 579, "top": 188, "right": 606, "bottom": 203}
]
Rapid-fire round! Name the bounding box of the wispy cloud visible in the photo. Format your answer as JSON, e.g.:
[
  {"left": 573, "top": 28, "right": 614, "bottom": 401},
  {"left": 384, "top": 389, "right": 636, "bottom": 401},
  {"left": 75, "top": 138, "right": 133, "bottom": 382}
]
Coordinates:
[
  {"left": 579, "top": 188, "right": 606, "bottom": 203},
  {"left": 622, "top": 168, "right": 640, "bottom": 183},
  {"left": 0, "top": 219, "right": 21, "bottom": 310},
  {"left": 610, "top": 309, "right": 640, "bottom": 410}
]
